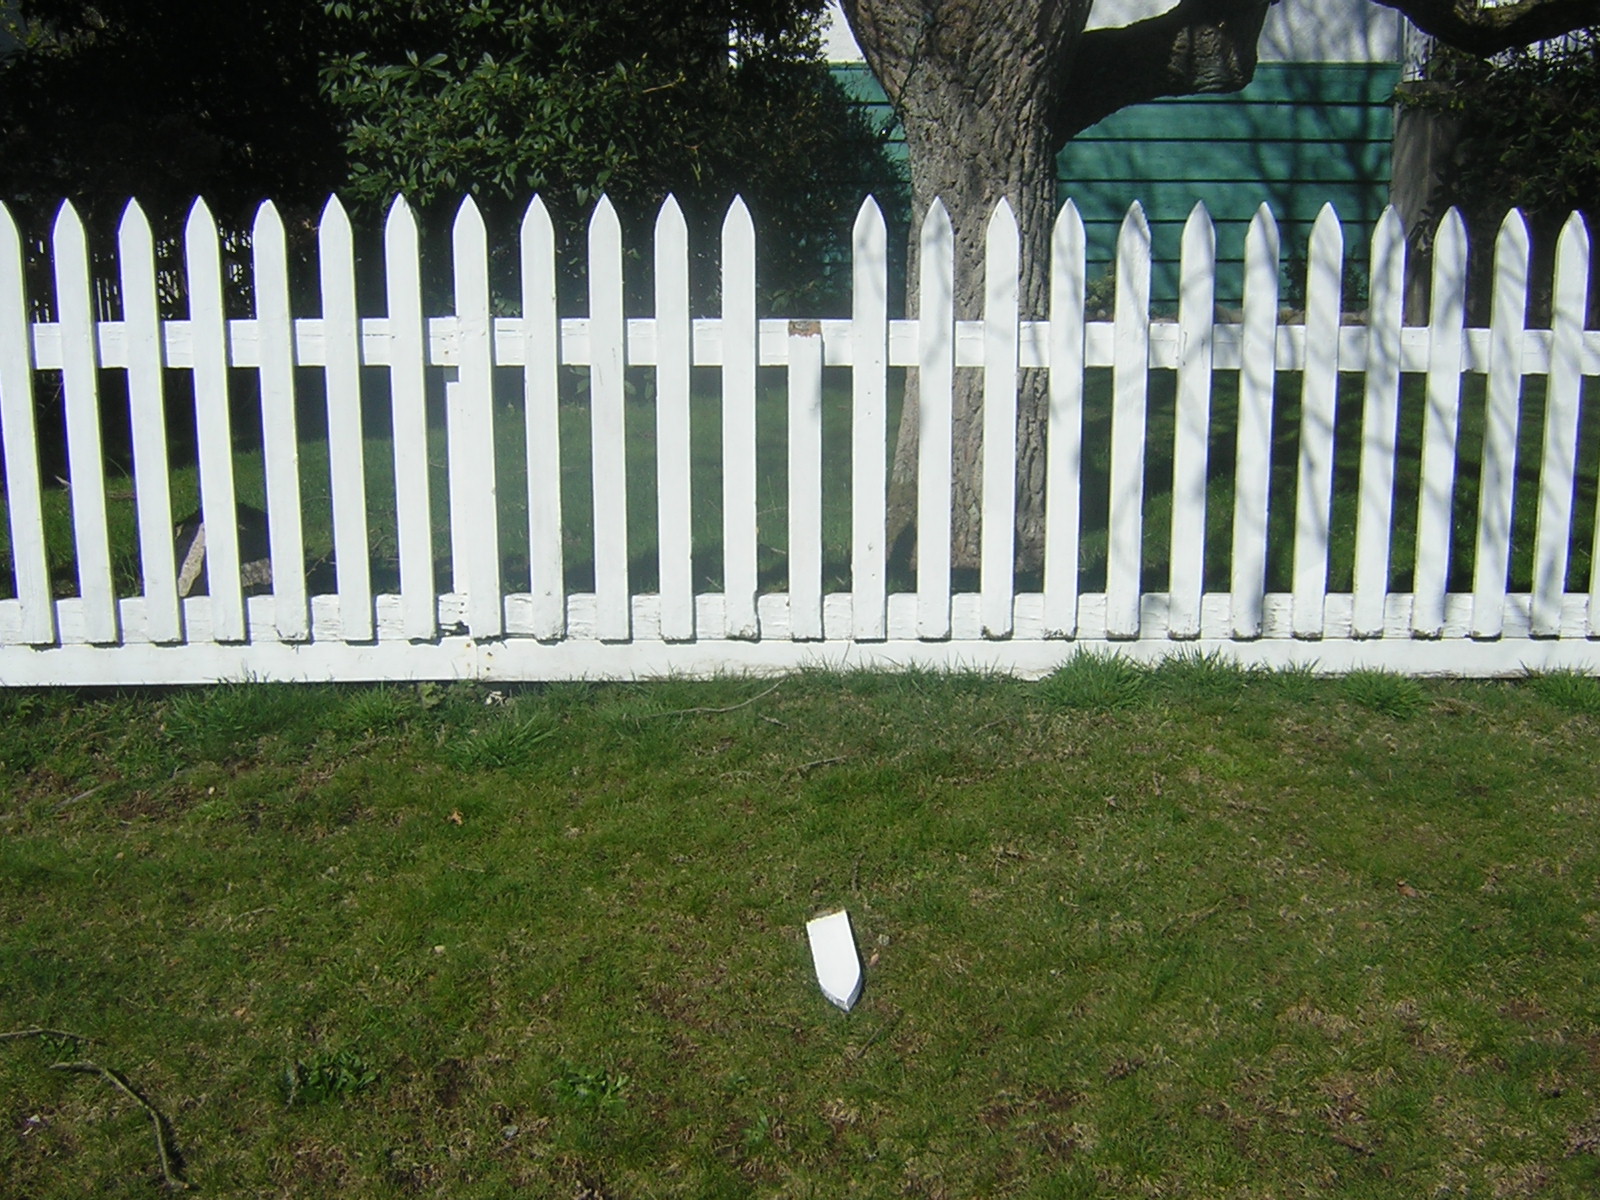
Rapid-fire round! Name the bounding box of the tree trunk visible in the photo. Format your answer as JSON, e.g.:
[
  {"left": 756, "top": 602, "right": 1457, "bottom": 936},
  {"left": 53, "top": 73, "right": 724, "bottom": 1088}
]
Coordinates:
[
  {"left": 846, "top": 1, "right": 1087, "bottom": 572},
  {"left": 841, "top": 0, "right": 1282, "bottom": 573}
]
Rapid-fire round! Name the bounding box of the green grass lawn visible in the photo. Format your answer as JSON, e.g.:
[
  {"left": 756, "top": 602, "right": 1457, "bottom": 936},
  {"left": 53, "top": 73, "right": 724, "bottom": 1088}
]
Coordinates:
[
  {"left": 4, "top": 662, "right": 1600, "bottom": 1197},
  {"left": 6, "top": 366, "right": 1597, "bottom": 604}
]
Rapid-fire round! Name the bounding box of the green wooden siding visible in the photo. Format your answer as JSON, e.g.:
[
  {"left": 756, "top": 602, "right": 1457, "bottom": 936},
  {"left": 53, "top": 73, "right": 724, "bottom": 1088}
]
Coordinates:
[{"left": 835, "top": 62, "right": 1400, "bottom": 308}]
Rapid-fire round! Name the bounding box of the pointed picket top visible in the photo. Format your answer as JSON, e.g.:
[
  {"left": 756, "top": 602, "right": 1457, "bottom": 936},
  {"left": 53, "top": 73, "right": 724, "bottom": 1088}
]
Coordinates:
[
  {"left": 1055, "top": 196, "right": 1085, "bottom": 250},
  {"left": 1246, "top": 201, "right": 1280, "bottom": 259},
  {"left": 52, "top": 200, "right": 89, "bottom": 270},
  {"left": 988, "top": 194, "right": 1018, "bottom": 242},
  {"left": 806, "top": 909, "right": 862, "bottom": 1012},
  {"left": 386, "top": 192, "right": 418, "bottom": 238},
  {"left": 655, "top": 192, "right": 686, "bottom": 241},
  {"left": 320, "top": 192, "right": 352, "bottom": 236},
  {"left": 53, "top": 197, "right": 85, "bottom": 236},
  {"left": 921, "top": 196, "right": 952, "bottom": 245},
  {"left": 723, "top": 193, "right": 754, "bottom": 242},
  {"left": 519, "top": 193, "right": 553, "bottom": 248},
  {"left": 1371, "top": 204, "right": 1404, "bottom": 271},
  {"left": 854, "top": 193, "right": 886, "bottom": 245},
  {"left": 1118, "top": 198, "right": 1150, "bottom": 244},
  {"left": 1496, "top": 206, "right": 1531, "bottom": 264},
  {"left": 590, "top": 192, "right": 621, "bottom": 241},
  {"left": 250, "top": 197, "right": 282, "bottom": 245},
  {"left": 0, "top": 198, "right": 18, "bottom": 254},
  {"left": 1557, "top": 208, "right": 1591, "bottom": 264},
  {"left": 1182, "top": 200, "right": 1214, "bottom": 246},
  {"left": 118, "top": 197, "right": 153, "bottom": 243},
  {"left": 453, "top": 192, "right": 487, "bottom": 245},
  {"left": 186, "top": 195, "right": 217, "bottom": 238},
  {"left": 1309, "top": 202, "right": 1342, "bottom": 267}
]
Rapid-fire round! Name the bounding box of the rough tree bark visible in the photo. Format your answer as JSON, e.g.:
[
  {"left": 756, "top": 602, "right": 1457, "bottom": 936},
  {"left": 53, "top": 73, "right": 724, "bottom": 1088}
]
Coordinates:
[{"left": 838, "top": 0, "right": 1599, "bottom": 574}]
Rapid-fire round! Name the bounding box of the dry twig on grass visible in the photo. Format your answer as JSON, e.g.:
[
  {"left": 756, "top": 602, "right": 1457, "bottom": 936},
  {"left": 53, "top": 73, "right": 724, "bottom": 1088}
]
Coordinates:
[
  {"left": 638, "top": 681, "right": 782, "bottom": 720},
  {"left": 3, "top": 1028, "right": 188, "bottom": 1191},
  {"left": 49, "top": 1060, "right": 190, "bottom": 1190}
]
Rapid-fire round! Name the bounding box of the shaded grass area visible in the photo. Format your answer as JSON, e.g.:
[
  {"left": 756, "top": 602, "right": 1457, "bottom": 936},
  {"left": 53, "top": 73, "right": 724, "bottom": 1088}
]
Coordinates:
[
  {"left": 5, "top": 366, "right": 1597, "bottom": 605},
  {"left": 4, "top": 663, "right": 1600, "bottom": 1196}
]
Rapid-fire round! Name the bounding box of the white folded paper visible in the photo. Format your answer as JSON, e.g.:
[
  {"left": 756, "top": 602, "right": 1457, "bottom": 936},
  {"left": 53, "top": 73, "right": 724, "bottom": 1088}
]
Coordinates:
[{"left": 806, "top": 908, "right": 862, "bottom": 1012}]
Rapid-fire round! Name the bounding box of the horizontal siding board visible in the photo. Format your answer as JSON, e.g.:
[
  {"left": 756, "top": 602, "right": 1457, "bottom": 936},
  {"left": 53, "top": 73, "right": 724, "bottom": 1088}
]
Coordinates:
[
  {"left": 1067, "top": 103, "right": 1392, "bottom": 146},
  {"left": 1060, "top": 140, "right": 1389, "bottom": 185},
  {"left": 1062, "top": 184, "right": 1388, "bottom": 226}
]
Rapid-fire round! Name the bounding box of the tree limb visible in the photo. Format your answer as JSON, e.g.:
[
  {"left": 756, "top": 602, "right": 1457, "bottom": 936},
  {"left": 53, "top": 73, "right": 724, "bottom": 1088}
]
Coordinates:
[
  {"left": 1374, "top": 0, "right": 1600, "bottom": 57},
  {"left": 1054, "top": 0, "right": 1270, "bottom": 141}
]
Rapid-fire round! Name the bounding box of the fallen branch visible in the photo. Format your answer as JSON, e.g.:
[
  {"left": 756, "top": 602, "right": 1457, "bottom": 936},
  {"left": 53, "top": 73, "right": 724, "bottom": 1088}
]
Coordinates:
[
  {"left": 0, "top": 1027, "right": 96, "bottom": 1044},
  {"left": 792, "top": 755, "right": 849, "bottom": 777},
  {"left": 50, "top": 1059, "right": 190, "bottom": 1190},
  {"left": 638, "top": 681, "right": 781, "bottom": 720}
]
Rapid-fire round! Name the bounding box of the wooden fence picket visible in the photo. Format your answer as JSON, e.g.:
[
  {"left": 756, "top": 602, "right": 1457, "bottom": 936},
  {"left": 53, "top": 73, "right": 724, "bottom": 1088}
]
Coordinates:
[
  {"left": 56, "top": 203, "right": 117, "bottom": 643},
  {"left": 589, "top": 197, "right": 630, "bottom": 642},
  {"left": 1291, "top": 205, "right": 1342, "bottom": 639},
  {"left": 1352, "top": 206, "right": 1405, "bottom": 638},
  {"left": 186, "top": 199, "right": 246, "bottom": 642},
  {"left": 653, "top": 196, "right": 693, "bottom": 642},
  {"left": 1043, "top": 200, "right": 1085, "bottom": 639},
  {"left": 853, "top": 197, "right": 889, "bottom": 641},
  {"left": 383, "top": 196, "right": 435, "bottom": 642},
  {"left": 120, "top": 201, "right": 182, "bottom": 644},
  {"left": 449, "top": 196, "right": 503, "bottom": 638},
  {"left": 1411, "top": 209, "right": 1468, "bottom": 637},
  {"left": 917, "top": 200, "right": 955, "bottom": 640},
  {"left": 982, "top": 200, "right": 1020, "bottom": 638},
  {"left": 1107, "top": 203, "right": 1151, "bottom": 639},
  {"left": 1169, "top": 203, "right": 1215, "bottom": 640},
  {"left": 1231, "top": 204, "right": 1279, "bottom": 639},
  {"left": 252, "top": 201, "right": 308, "bottom": 642},
  {"left": 788, "top": 321, "right": 824, "bottom": 640},
  {"left": 722, "top": 199, "right": 759, "bottom": 640},
  {"left": 0, "top": 203, "right": 55, "bottom": 645},
  {"left": 521, "top": 197, "right": 564, "bottom": 640},
  {"left": 319, "top": 197, "right": 374, "bottom": 642},
  {"left": 1532, "top": 212, "right": 1589, "bottom": 635},
  {"left": 1472, "top": 210, "right": 1531, "bottom": 639}
]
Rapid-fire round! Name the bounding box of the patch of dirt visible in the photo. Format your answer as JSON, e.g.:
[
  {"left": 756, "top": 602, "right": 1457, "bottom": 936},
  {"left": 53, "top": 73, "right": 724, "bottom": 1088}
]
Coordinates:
[
  {"left": 1500, "top": 998, "right": 1548, "bottom": 1023},
  {"left": 432, "top": 1057, "right": 469, "bottom": 1109},
  {"left": 1565, "top": 1113, "right": 1600, "bottom": 1157}
]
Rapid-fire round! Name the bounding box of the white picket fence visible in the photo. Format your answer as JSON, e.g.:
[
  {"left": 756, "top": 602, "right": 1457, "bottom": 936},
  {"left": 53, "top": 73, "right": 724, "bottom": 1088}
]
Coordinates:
[{"left": 1, "top": 191, "right": 1598, "bottom": 685}]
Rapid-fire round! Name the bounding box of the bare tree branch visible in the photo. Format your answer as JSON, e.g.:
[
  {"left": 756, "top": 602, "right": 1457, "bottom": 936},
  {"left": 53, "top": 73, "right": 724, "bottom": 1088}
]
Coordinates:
[
  {"left": 1054, "top": 0, "right": 1270, "bottom": 141},
  {"left": 1375, "top": 0, "right": 1600, "bottom": 57}
]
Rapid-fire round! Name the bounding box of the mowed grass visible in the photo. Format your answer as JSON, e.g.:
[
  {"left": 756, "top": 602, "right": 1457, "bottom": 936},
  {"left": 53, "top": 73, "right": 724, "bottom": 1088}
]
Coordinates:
[{"left": 4, "top": 663, "right": 1600, "bottom": 1197}]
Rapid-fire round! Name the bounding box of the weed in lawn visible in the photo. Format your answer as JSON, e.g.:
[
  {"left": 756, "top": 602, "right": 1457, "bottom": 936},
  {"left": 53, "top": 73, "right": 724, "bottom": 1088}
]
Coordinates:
[
  {"left": 164, "top": 681, "right": 337, "bottom": 762},
  {"left": 1522, "top": 668, "right": 1600, "bottom": 715},
  {"left": 1038, "top": 652, "right": 1148, "bottom": 711},
  {"left": 282, "top": 1047, "right": 380, "bottom": 1107},
  {"left": 554, "top": 1064, "right": 631, "bottom": 1113},
  {"left": 1147, "top": 649, "right": 1256, "bottom": 706},
  {"left": 332, "top": 685, "right": 416, "bottom": 735},
  {"left": 1341, "top": 669, "right": 1428, "bottom": 718},
  {"left": 443, "top": 713, "right": 558, "bottom": 771}
]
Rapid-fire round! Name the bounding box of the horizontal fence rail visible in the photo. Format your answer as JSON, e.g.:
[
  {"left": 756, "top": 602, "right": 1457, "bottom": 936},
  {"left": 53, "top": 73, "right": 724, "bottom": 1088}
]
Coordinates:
[{"left": 1, "top": 193, "right": 1598, "bottom": 684}]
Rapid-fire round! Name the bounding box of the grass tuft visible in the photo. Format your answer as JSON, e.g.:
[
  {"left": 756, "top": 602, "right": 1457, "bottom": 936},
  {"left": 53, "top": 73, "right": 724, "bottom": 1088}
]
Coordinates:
[
  {"left": 1523, "top": 668, "right": 1600, "bottom": 715},
  {"left": 1147, "top": 649, "right": 1255, "bottom": 704},
  {"left": 442, "top": 712, "right": 558, "bottom": 771},
  {"left": 1341, "top": 668, "right": 1428, "bottom": 718},
  {"left": 1038, "top": 652, "right": 1148, "bottom": 711}
]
